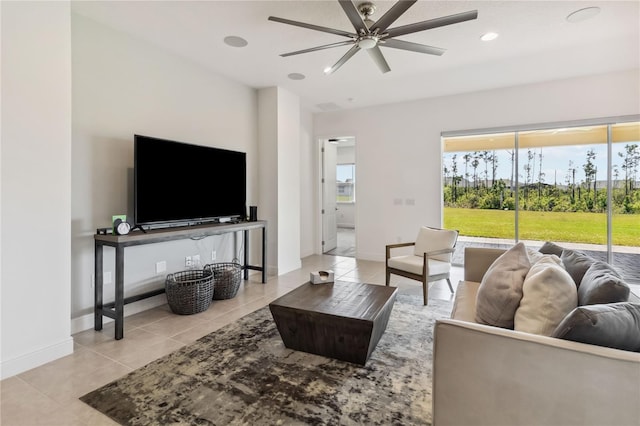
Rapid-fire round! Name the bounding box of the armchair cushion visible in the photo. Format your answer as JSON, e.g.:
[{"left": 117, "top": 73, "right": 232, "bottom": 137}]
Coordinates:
[
  {"left": 387, "top": 255, "right": 451, "bottom": 276},
  {"left": 413, "top": 226, "right": 458, "bottom": 262}
]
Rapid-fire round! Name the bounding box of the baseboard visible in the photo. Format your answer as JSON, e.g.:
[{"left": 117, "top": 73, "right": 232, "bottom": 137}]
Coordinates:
[
  {"left": 70, "top": 293, "right": 168, "bottom": 335},
  {"left": 1, "top": 337, "right": 74, "bottom": 380}
]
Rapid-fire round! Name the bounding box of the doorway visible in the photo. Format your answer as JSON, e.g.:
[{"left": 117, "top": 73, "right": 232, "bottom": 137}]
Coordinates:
[{"left": 322, "top": 137, "right": 356, "bottom": 257}]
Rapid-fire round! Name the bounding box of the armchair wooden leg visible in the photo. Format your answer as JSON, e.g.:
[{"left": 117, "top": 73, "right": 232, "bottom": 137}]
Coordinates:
[
  {"left": 446, "top": 278, "right": 454, "bottom": 293},
  {"left": 422, "top": 278, "right": 428, "bottom": 305},
  {"left": 385, "top": 267, "right": 390, "bottom": 286}
]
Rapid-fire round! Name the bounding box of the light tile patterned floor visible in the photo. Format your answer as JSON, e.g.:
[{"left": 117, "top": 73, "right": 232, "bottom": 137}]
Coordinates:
[{"left": 0, "top": 254, "right": 462, "bottom": 426}]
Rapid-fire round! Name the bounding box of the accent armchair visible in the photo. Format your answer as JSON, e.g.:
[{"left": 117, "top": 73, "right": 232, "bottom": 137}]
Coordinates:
[{"left": 385, "top": 227, "right": 459, "bottom": 305}]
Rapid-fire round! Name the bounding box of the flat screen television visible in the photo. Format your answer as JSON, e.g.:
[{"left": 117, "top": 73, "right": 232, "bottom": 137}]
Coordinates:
[{"left": 134, "top": 134, "right": 246, "bottom": 227}]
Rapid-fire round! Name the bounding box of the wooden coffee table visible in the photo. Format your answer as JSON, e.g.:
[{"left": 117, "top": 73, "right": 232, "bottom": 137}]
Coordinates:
[{"left": 269, "top": 281, "right": 397, "bottom": 365}]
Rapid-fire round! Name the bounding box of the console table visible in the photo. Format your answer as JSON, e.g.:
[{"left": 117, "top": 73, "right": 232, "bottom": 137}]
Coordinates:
[{"left": 94, "top": 220, "right": 267, "bottom": 340}]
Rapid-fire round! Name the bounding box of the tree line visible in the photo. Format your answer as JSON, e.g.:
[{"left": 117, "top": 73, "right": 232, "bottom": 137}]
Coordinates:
[{"left": 443, "top": 143, "right": 640, "bottom": 214}]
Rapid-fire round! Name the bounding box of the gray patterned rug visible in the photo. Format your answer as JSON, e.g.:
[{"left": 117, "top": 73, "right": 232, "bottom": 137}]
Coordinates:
[{"left": 80, "top": 294, "right": 453, "bottom": 425}]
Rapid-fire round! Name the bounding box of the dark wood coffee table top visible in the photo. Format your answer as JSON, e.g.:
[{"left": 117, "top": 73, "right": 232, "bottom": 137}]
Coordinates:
[{"left": 270, "top": 281, "right": 397, "bottom": 320}]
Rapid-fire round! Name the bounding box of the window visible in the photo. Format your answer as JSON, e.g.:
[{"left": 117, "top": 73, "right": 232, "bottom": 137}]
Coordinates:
[
  {"left": 442, "top": 119, "right": 640, "bottom": 286},
  {"left": 337, "top": 164, "right": 355, "bottom": 202}
]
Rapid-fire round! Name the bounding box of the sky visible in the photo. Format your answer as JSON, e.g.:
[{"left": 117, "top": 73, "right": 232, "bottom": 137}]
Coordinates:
[{"left": 444, "top": 142, "right": 637, "bottom": 185}]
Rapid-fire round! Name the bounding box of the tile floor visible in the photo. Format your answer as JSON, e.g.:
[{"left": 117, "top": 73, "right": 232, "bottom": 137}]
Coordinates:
[{"left": 0, "top": 254, "right": 463, "bottom": 426}]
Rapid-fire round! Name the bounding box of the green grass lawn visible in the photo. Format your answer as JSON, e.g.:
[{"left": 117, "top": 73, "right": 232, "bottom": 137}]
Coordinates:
[{"left": 444, "top": 207, "right": 640, "bottom": 246}]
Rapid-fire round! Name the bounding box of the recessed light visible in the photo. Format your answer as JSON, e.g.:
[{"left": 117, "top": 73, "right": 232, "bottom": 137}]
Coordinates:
[
  {"left": 223, "top": 36, "right": 248, "bottom": 48},
  {"left": 288, "top": 73, "right": 305, "bottom": 80},
  {"left": 566, "top": 7, "right": 601, "bottom": 23},
  {"left": 480, "top": 32, "right": 499, "bottom": 42}
]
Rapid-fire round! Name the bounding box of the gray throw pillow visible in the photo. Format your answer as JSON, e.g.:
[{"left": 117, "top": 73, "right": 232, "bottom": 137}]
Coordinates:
[
  {"left": 552, "top": 303, "right": 640, "bottom": 352},
  {"left": 475, "top": 242, "right": 530, "bottom": 329},
  {"left": 578, "top": 261, "right": 630, "bottom": 305},
  {"left": 561, "top": 249, "right": 596, "bottom": 287},
  {"left": 538, "top": 241, "right": 564, "bottom": 257}
]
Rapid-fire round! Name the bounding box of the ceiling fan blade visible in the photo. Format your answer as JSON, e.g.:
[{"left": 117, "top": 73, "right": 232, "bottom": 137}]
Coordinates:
[
  {"left": 385, "top": 10, "right": 478, "bottom": 38},
  {"left": 280, "top": 40, "right": 356, "bottom": 57},
  {"left": 338, "top": 0, "right": 368, "bottom": 33},
  {"left": 325, "top": 45, "right": 361, "bottom": 75},
  {"left": 370, "top": 0, "right": 417, "bottom": 33},
  {"left": 382, "top": 38, "right": 446, "bottom": 56},
  {"left": 367, "top": 46, "right": 391, "bottom": 73},
  {"left": 268, "top": 16, "right": 356, "bottom": 38}
]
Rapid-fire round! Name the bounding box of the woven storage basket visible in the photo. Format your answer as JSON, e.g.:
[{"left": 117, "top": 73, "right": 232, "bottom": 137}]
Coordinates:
[
  {"left": 204, "top": 261, "right": 242, "bottom": 300},
  {"left": 165, "top": 269, "right": 214, "bottom": 315}
]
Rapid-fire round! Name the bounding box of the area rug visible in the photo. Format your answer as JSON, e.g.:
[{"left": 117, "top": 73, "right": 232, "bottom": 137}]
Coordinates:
[{"left": 80, "top": 294, "right": 453, "bottom": 425}]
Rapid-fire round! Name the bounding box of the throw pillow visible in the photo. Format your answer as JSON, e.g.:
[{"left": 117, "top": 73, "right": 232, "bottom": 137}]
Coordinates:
[
  {"left": 526, "top": 248, "right": 546, "bottom": 265},
  {"left": 538, "top": 241, "right": 564, "bottom": 257},
  {"left": 578, "top": 261, "right": 630, "bottom": 305},
  {"left": 475, "top": 242, "right": 531, "bottom": 329},
  {"left": 514, "top": 256, "right": 577, "bottom": 336},
  {"left": 413, "top": 226, "right": 458, "bottom": 262},
  {"left": 552, "top": 303, "right": 640, "bottom": 352},
  {"left": 561, "top": 249, "right": 596, "bottom": 287}
]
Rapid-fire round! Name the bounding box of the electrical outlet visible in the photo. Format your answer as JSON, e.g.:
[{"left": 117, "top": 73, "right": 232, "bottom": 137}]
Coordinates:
[
  {"left": 156, "top": 261, "right": 167, "bottom": 274},
  {"left": 185, "top": 256, "right": 192, "bottom": 267},
  {"left": 192, "top": 254, "right": 201, "bottom": 266},
  {"left": 211, "top": 250, "right": 216, "bottom": 261}
]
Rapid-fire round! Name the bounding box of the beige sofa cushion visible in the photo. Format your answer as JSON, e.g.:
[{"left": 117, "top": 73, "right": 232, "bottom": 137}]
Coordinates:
[
  {"left": 515, "top": 256, "right": 578, "bottom": 336},
  {"left": 475, "top": 242, "right": 530, "bottom": 329},
  {"left": 451, "top": 280, "right": 480, "bottom": 322}
]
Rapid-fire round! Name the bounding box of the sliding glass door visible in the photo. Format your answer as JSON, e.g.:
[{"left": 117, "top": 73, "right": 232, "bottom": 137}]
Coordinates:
[{"left": 442, "top": 118, "right": 639, "bottom": 286}]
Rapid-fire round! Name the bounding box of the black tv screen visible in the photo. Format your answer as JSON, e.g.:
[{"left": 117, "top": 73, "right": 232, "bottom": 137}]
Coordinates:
[{"left": 134, "top": 135, "right": 246, "bottom": 227}]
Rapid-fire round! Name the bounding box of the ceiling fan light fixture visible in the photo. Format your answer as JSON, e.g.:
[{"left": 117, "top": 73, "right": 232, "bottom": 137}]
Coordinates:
[
  {"left": 358, "top": 35, "right": 378, "bottom": 49},
  {"left": 480, "top": 32, "right": 499, "bottom": 41}
]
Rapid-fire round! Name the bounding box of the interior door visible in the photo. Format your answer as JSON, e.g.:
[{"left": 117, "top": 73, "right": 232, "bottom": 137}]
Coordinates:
[{"left": 322, "top": 141, "right": 338, "bottom": 253}]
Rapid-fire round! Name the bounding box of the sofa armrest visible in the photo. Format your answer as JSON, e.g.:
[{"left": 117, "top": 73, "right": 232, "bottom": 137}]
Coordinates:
[
  {"left": 463, "top": 247, "right": 506, "bottom": 282},
  {"left": 432, "top": 319, "right": 640, "bottom": 426}
]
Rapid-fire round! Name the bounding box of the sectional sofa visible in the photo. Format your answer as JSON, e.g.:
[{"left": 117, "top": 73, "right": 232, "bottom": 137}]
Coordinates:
[{"left": 432, "top": 243, "right": 640, "bottom": 426}]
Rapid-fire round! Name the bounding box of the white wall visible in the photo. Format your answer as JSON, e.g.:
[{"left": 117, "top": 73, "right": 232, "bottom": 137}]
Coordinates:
[
  {"left": 71, "top": 14, "right": 259, "bottom": 331},
  {"left": 313, "top": 69, "right": 640, "bottom": 261},
  {"left": 299, "top": 108, "right": 316, "bottom": 257},
  {"left": 257, "top": 87, "right": 301, "bottom": 275},
  {"left": 1, "top": 1, "right": 73, "bottom": 378}
]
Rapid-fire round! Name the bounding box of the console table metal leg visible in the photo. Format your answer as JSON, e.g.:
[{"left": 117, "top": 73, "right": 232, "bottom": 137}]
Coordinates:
[
  {"left": 262, "top": 226, "right": 267, "bottom": 283},
  {"left": 115, "top": 246, "right": 125, "bottom": 340},
  {"left": 243, "top": 229, "right": 249, "bottom": 280},
  {"left": 94, "top": 242, "right": 104, "bottom": 331}
]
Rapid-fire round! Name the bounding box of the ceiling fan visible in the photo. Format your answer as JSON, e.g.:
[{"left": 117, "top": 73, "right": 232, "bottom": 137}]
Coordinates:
[{"left": 268, "top": 0, "right": 478, "bottom": 74}]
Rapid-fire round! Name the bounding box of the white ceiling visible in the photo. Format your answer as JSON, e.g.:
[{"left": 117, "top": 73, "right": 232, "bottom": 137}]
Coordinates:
[{"left": 71, "top": 1, "right": 640, "bottom": 112}]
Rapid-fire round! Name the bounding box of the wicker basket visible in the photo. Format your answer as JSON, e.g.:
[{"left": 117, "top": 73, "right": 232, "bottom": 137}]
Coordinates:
[
  {"left": 165, "top": 269, "right": 214, "bottom": 315},
  {"left": 204, "top": 261, "right": 242, "bottom": 300}
]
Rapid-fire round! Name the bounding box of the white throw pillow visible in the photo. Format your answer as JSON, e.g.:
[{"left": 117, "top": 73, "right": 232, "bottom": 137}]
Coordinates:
[
  {"left": 515, "top": 256, "right": 577, "bottom": 336},
  {"left": 475, "top": 242, "right": 531, "bottom": 329},
  {"left": 413, "top": 226, "right": 457, "bottom": 262}
]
